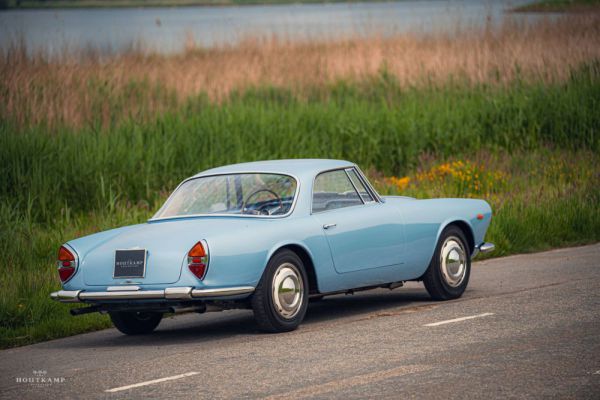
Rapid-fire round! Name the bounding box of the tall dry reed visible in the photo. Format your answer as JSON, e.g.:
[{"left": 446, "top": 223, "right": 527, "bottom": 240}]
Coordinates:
[{"left": 1, "top": 13, "right": 599, "bottom": 128}]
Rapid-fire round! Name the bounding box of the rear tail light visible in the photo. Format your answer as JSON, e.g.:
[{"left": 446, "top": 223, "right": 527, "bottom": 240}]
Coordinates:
[
  {"left": 57, "top": 245, "right": 77, "bottom": 283},
  {"left": 188, "top": 241, "right": 208, "bottom": 279}
]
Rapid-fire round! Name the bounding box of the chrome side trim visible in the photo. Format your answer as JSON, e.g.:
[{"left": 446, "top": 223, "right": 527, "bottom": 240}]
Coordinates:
[
  {"left": 191, "top": 286, "right": 255, "bottom": 298},
  {"left": 50, "top": 286, "right": 255, "bottom": 303}
]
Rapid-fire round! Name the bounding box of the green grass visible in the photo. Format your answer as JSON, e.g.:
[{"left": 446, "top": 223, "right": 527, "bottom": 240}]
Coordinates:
[
  {"left": 0, "top": 0, "right": 408, "bottom": 10},
  {"left": 0, "top": 62, "right": 599, "bottom": 348},
  {"left": 378, "top": 150, "right": 600, "bottom": 258},
  {"left": 512, "top": 0, "right": 600, "bottom": 12}
]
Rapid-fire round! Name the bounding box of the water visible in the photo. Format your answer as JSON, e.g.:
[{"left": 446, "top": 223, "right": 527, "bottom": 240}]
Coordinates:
[{"left": 0, "top": 0, "right": 546, "bottom": 55}]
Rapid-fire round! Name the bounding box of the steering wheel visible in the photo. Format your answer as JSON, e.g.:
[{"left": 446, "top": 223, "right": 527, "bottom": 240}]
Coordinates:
[{"left": 242, "top": 188, "right": 283, "bottom": 215}]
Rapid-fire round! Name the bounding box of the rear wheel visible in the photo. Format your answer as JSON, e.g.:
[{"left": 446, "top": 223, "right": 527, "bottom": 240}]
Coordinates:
[
  {"left": 423, "top": 226, "right": 471, "bottom": 300},
  {"left": 252, "top": 249, "right": 309, "bottom": 333},
  {"left": 109, "top": 311, "right": 163, "bottom": 335}
]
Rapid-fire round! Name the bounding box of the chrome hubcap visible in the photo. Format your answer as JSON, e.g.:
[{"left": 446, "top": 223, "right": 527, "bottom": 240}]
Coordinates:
[
  {"left": 440, "top": 237, "right": 467, "bottom": 287},
  {"left": 272, "top": 262, "right": 304, "bottom": 319}
]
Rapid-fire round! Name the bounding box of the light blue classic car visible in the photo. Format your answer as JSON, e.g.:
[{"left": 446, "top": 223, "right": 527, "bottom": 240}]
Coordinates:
[{"left": 51, "top": 159, "right": 494, "bottom": 334}]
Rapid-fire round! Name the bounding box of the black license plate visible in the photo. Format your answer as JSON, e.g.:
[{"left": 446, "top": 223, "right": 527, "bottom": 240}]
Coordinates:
[{"left": 114, "top": 249, "right": 146, "bottom": 278}]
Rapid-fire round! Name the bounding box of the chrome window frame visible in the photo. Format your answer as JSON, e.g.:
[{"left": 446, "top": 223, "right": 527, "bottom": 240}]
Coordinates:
[
  {"left": 310, "top": 166, "right": 380, "bottom": 214},
  {"left": 345, "top": 168, "right": 375, "bottom": 203},
  {"left": 354, "top": 166, "right": 384, "bottom": 203},
  {"left": 149, "top": 171, "right": 300, "bottom": 221}
]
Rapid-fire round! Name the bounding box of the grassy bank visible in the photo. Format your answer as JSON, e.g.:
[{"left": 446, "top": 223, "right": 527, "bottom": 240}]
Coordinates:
[
  {"left": 2, "top": 63, "right": 599, "bottom": 219},
  {"left": 1, "top": 68, "right": 599, "bottom": 348},
  {"left": 1, "top": 147, "right": 598, "bottom": 348},
  {"left": 0, "top": 14, "right": 599, "bottom": 348},
  {"left": 512, "top": 0, "right": 600, "bottom": 12},
  {"left": 0, "top": 0, "right": 402, "bottom": 10}
]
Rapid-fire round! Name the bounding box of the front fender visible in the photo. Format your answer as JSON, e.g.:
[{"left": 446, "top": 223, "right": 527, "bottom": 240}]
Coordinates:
[
  {"left": 434, "top": 200, "right": 492, "bottom": 257},
  {"left": 435, "top": 217, "right": 474, "bottom": 251}
]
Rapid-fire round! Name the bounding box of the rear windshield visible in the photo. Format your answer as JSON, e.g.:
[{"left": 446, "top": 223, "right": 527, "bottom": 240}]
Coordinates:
[{"left": 153, "top": 173, "right": 297, "bottom": 218}]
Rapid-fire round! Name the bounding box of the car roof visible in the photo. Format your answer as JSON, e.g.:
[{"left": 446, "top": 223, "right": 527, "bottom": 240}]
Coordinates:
[{"left": 192, "top": 159, "right": 356, "bottom": 178}]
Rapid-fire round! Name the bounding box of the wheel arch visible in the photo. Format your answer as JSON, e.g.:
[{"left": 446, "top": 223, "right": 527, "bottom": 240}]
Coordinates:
[
  {"left": 266, "top": 243, "right": 320, "bottom": 294},
  {"left": 437, "top": 219, "right": 475, "bottom": 256}
]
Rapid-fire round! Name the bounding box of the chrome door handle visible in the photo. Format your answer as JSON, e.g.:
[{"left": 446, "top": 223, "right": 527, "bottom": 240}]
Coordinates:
[{"left": 323, "top": 223, "right": 337, "bottom": 230}]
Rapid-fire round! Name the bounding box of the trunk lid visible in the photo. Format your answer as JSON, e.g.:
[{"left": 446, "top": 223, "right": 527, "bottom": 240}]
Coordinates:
[{"left": 69, "top": 217, "right": 252, "bottom": 286}]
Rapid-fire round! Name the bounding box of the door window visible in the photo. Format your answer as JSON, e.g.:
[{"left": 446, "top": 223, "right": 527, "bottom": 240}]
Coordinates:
[
  {"left": 346, "top": 169, "right": 374, "bottom": 203},
  {"left": 312, "top": 170, "right": 363, "bottom": 213}
]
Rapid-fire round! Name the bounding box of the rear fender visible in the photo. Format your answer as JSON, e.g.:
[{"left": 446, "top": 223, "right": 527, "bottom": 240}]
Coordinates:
[{"left": 265, "top": 241, "right": 321, "bottom": 293}]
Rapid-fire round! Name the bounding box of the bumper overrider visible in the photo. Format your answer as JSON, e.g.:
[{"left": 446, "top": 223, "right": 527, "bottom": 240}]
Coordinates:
[
  {"left": 50, "top": 286, "right": 255, "bottom": 303},
  {"left": 473, "top": 242, "right": 495, "bottom": 258}
]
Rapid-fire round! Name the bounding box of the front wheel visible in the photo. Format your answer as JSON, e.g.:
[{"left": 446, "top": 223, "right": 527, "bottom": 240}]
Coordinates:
[
  {"left": 109, "top": 311, "right": 163, "bottom": 335},
  {"left": 252, "top": 249, "right": 309, "bottom": 333},
  {"left": 423, "top": 226, "right": 471, "bottom": 300}
]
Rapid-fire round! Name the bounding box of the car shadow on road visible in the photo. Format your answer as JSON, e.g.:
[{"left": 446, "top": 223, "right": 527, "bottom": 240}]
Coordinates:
[
  {"left": 55, "top": 287, "right": 433, "bottom": 349},
  {"left": 305, "top": 287, "right": 432, "bottom": 324}
]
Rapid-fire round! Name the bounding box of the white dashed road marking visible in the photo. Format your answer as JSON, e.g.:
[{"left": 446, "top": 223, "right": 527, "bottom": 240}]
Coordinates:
[
  {"left": 105, "top": 371, "right": 200, "bottom": 393},
  {"left": 424, "top": 312, "right": 495, "bottom": 327}
]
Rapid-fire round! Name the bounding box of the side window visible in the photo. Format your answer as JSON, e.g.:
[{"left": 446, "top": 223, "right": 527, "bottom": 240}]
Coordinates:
[
  {"left": 312, "top": 170, "right": 363, "bottom": 213},
  {"left": 346, "top": 168, "right": 374, "bottom": 203}
]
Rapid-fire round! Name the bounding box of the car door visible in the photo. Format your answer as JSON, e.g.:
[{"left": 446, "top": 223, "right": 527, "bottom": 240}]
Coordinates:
[{"left": 312, "top": 168, "right": 405, "bottom": 274}]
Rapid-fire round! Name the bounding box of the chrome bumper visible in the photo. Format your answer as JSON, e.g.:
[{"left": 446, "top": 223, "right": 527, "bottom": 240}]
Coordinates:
[
  {"left": 473, "top": 242, "right": 495, "bottom": 258},
  {"left": 50, "top": 286, "right": 255, "bottom": 303}
]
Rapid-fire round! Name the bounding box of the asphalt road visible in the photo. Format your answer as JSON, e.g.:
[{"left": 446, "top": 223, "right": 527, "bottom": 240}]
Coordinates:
[{"left": 1, "top": 244, "right": 599, "bottom": 399}]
